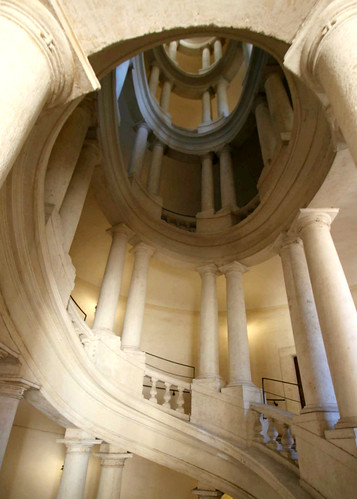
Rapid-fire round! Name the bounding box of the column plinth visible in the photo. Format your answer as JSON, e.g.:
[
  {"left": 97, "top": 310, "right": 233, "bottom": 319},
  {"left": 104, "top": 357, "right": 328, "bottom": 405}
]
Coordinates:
[{"left": 121, "top": 242, "right": 155, "bottom": 350}]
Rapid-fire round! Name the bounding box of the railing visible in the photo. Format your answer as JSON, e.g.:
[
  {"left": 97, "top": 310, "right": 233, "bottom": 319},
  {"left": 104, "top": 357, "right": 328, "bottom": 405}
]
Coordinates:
[
  {"left": 161, "top": 208, "right": 196, "bottom": 232},
  {"left": 262, "top": 377, "right": 304, "bottom": 409},
  {"left": 70, "top": 295, "right": 87, "bottom": 321},
  {"left": 250, "top": 403, "right": 299, "bottom": 474},
  {"left": 143, "top": 367, "right": 191, "bottom": 420},
  {"left": 145, "top": 351, "right": 195, "bottom": 380}
]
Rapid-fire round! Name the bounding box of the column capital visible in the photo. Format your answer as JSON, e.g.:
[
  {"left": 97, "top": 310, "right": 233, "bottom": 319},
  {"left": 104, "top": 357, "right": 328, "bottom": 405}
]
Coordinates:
[
  {"left": 217, "top": 144, "right": 232, "bottom": 157},
  {"left": 196, "top": 263, "right": 218, "bottom": 276},
  {"left": 291, "top": 208, "right": 339, "bottom": 234},
  {"left": 273, "top": 232, "right": 303, "bottom": 255},
  {"left": 1, "top": 0, "right": 74, "bottom": 107},
  {"left": 109, "top": 223, "right": 134, "bottom": 239},
  {"left": 57, "top": 428, "right": 100, "bottom": 453},
  {"left": 219, "top": 261, "right": 248, "bottom": 275},
  {"left": 201, "top": 152, "right": 214, "bottom": 162},
  {"left": 0, "top": 376, "right": 39, "bottom": 400},
  {"left": 94, "top": 443, "right": 133, "bottom": 466},
  {"left": 134, "top": 121, "right": 151, "bottom": 133},
  {"left": 131, "top": 241, "right": 155, "bottom": 258}
]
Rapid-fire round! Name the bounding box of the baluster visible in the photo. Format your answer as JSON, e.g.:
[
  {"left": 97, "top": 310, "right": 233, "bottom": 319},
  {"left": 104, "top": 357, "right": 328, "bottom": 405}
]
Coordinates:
[
  {"left": 176, "top": 386, "right": 185, "bottom": 414},
  {"left": 266, "top": 418, "right": 282, "bottom": 451},
  {"left": 149, "top": 377, "right": 158, "bottom": 403},
  {"left": 253, "top": 412, "right": 265, "bottom": 443},
  {"left": 281, "top": 424, "right": 298, "bottom": 461},
  {"left": 163, "top": 381, "right": 171, "bottom": 408}
]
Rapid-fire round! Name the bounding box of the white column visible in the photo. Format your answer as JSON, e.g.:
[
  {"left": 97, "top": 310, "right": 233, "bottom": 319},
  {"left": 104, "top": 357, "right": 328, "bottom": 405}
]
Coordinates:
[
  {"left": 45, "top": 99, "right": 94, "bottom": 210},
  {"left": 95, "top": 444, "right": 132, "bottom": 499},
  {"left": 278, "top": 236, "right": 338, "bottom": 414},
  {"left": 216, "top": 77, "right": 229, "bottom": 117},
  {"left": 128, "top": 123, "right": 150, "bottom": 178},
  {"left": 160, "top": 80, "right": 173, "bottom": 113},
  {"left": 92, "top": 225, "right": 132, "bottom": 332},
  {"left": 0, "top": 376, "right": 38, "bottom": 468},
  {"left": 202, "top": 46, "right": 211, "bottom": 70},
  {"left": 264, "top": 71, "right": 294, "bottom": 142},
  {"left": 219, "top": 146, "right": 237, "bottom": 210},
  {"left": 254, "top": 97, "right": 278, "bottom": 167},
  {"left": 0, "top": 0, "right": 73, "bottom": 190},
  {"left": 57, "top": 429, "right": 99, "bottom": 499},
  {"left": 147, "top": 140, "right": 164, "bottom": 196},
  {"left": 60, "top": 141, "right": 101, "bottom": 252},
  {"left": 200, "top": 153, "right": 215, "bottom": 213},
  {"left": 214, "top": 40, "right": 223, "bottom": 62},
  {"left": 168, "top": 41, "right": 178, "bottom": 62},
  {"left": 285, "top": 2, "right": 357, "bottom": 168},
  {"left": 201, "top": 90, "right": 212, "bottom": 123},
  {"left": 121, "top": 243, "right": 155, "bottom": 350},
  {"left": 197, "top": 264, "right": 220, "bottom": 380},
  {"left": 219, "top": 262, "right": 252, "bottom": 386},
  {"left": 148, "top": 63, "right": 160, "bottom": 98},
  {"left": 296, "top": 209, "right": 357, "bottom": 427}
]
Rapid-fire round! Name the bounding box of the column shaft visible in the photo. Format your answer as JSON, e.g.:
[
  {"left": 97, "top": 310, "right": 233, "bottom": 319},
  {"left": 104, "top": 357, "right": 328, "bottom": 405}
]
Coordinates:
[
  {"left": 121, "top": 243, "right": 155, "bottom": 350},
  {"left": 201, "top": 91, "right": 212, "bottom": 123},
  {"left": 147, "top": 141, "right": 164, "bottom": 196},
  {"left": 264, "top": 72, "right": 294, "bottom": 141},
  {"left": 168, "top": 41, "right": 178, "bottom": 62},
  {"left": 60, "top": 141, "right": 101, "bottom": 252},
  {"left": 148, "top": 64, "right": 160, "bottom": 98},
  {"left": 45, "top": 100, "right": 93, "bottom": 209},
  {"left": 217, "top": 78, "right": 229, "bottom": 117},
  {"left": 219, "top": 147, "right": 237, "bottom": 210},
  {"left": 197, "top": 265, "right": 220, "bottom": 379},
  {"left": 160, "top": 80, "right": 172, "bottom": 113},
  {"left": 128, "top": 124, "right": 149, "bottom": 177},
  {"left": 214, "top": 40, "right": 223, "bottom": 62},
  {"left": 0, "top": 1, "right": 73, "bottom": 190},
  {"left": 279, "top": 238, "right": 337, "bottom": 412},
  {"left": 255, "top": 98, "right": 277, "bottom": 167},
  {"left": 92, "top": 226, "right": 130, "bottom": 331},
  {"left": 95, "top": 444, "right": 132, "bottom": 499},
  {"left": 202, "top": 47, "right": 211, "bottom": 70},
  {"left": 297, "top": 209, "right": 357, "bottom": 426},
  {"left": 201, "top": 153, "right": 215, "bottom": 213},
  {"left": 220, "top": 263, "right": 252, "bottom": 385}
]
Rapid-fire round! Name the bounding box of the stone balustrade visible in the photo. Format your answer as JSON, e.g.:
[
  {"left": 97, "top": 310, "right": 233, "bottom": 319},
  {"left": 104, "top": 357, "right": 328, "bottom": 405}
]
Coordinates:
[
  {"left": 143, "top": 367, "right": 191, "bottom": 420},
  {"left": 250, "top": 403, "right": 299, "bottom": 473}
]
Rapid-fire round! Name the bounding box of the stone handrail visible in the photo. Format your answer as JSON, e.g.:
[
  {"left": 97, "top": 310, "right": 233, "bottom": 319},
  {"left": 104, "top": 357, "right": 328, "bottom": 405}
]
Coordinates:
[
  {"left": 250, "top": 403, "right": 299, "bottom": 474},
  {"left": 144, "top": 367, "right": 191, "bottom": 420}
]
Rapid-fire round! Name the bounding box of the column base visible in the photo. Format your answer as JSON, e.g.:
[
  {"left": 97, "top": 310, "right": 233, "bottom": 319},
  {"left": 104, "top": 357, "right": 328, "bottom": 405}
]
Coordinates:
[
  {"left": 293, "top": 409, "right": 340, "bottom": 436},
  {"left": 325, "top": 427, "right": 357, "bottom": 456}
]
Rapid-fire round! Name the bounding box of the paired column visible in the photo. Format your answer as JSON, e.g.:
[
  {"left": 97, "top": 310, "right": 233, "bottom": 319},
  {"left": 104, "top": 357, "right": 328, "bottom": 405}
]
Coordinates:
[
  {"left": 214, "top": 40, "right": 223, "bottom": 62},
  {"left": 200, "top": 153, "right": 215, "bottom": 213},
  {"left": 92, "top": 225, "right": 132, "bottom": 332},
  {"left": 60, "top": 141, "right": 101, "bottom": 252},
  {"left": 121, "top": 242, "right": 155, "bottom": 350},
  {"left": 95, "top": 444, "right": 132, "bottom": 499},
  {"left": 168, "top": 41, "right": 178, "bottom": 63},
  {"left": 264, "top": 71, "right": 294, "bottom": 143},
  {"left": 218, "top": 146, "right": 237, "bottom": 211},
  {"left": 197, "top": 264, "right": 220, "bottom": 381},
  {"left": 201, "top": 90, "right": 212, "bottom": 124},
  {"left": 147, "top": 140, "right": 164, "bottom": 197},
  {"left": 295, "top": 209, "right": 357, "bottom": 427},
  {"left": 0, "top": 376, "right": 38, "bottom": 468},
  {"left": 57, "top": 429, "right": 99, "bottom": 499},
  {"left": 45, "top": 98, "right": 94, "bottom": 210},
  {"left": 278, "top": 236, "right": 337, "bottom": 414},
  {"left": 0, "top": 0, "right": 73, "bottom": 190},
  {"left": 219, "top": 262, "right": 253, "bottom": 386},
  {"left": 201, "top": 46, "right": 211, "bottom": 70},
  {"left": 254, "top": 97, "right": 278, "bottom": 168},
  {"left": 128, "top": 123, "right": 150, "bottom": 178}
]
